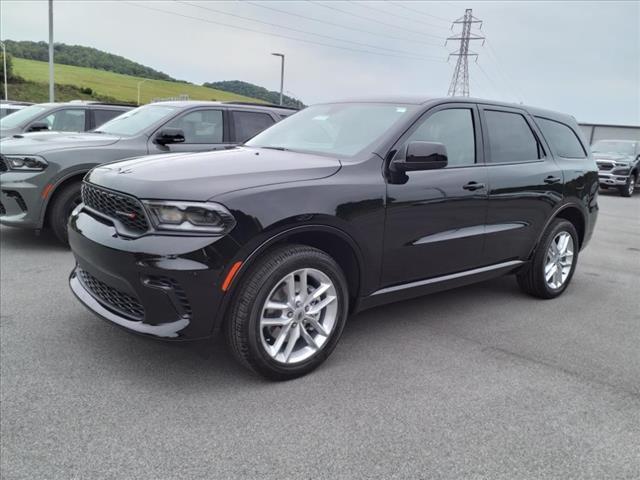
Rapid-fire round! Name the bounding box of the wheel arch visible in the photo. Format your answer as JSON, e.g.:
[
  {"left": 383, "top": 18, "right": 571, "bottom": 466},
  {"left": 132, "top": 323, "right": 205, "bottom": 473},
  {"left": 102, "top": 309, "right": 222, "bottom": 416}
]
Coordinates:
[
  {"left": 41, "top": 171, "right": 88, "bottom": 227},
  {"left": 531, "top": 203, "right": 586, "bottom": 258},
  {"left": 213, "top": 225, "right": 365, "bottom": 332}
]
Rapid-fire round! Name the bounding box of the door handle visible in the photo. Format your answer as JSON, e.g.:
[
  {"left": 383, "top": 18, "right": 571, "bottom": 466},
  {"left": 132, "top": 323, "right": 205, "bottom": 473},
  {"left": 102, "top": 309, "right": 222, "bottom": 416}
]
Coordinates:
[
  {"left": 462, "top": 181, "right": 486, "bottom": 191},
  {"left": 544, "top": 176, "right": 561, "bottom": 184}
]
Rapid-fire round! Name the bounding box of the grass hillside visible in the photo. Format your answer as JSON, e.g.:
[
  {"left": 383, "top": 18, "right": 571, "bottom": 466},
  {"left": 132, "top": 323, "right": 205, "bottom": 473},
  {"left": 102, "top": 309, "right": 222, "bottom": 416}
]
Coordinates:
[{"left": 12, "top": 58, "right": 265, "bottom": 105}]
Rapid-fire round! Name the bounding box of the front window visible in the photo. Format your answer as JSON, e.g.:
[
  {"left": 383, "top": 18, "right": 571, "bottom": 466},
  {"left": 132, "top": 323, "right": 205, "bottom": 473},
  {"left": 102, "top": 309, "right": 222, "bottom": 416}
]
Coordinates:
[
  {"left": 246, "top": 103, "right": 416, "bottom": 157},
  {"left": 0, "top": 104, "right": 48, "bottom": 129},
  {"left": 591, "top": 141, "right": 636, "bottom": 156},
  {"left": 95, "top": 104, "right": 179, "bottom": 137}
]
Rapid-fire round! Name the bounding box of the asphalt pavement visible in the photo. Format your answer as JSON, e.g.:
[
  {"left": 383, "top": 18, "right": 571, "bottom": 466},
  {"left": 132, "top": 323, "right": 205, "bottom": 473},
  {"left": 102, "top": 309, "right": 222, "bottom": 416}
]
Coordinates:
[{"left": 1, "top": 192, "right": 639, "bottom": 480}]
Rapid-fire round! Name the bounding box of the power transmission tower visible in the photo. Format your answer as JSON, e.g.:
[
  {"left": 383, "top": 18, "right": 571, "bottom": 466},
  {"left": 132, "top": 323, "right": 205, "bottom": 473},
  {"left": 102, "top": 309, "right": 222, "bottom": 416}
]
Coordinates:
[{"left": 446, "top": 9, "right": 485, "bottom": 97}]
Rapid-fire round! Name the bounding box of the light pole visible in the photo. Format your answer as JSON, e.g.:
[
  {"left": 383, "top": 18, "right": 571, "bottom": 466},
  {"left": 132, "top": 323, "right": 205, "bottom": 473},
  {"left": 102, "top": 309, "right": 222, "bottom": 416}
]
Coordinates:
[
  {"left": 0, "top": 42, "right": 7, "bottom": 101},
  {"left": 137, "top": 79, "right": 149, "bottom": 105},
  {"left": 48, "top": 0, "right": 54, "bottom": 102},
  {"left": 271, "top": 53, "right": 284, "bottom": 106}
]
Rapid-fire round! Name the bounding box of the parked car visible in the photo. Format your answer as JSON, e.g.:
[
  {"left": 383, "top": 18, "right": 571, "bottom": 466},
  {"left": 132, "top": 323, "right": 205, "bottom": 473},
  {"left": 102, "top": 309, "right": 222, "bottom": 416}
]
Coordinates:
[
  {"left": 66, "top": 97, "right": 598, "bottom": 380},
  {"left": 0, "top": 101, "right": 133, "bottom": 139},
  {"left": 592, "top": 139, "right": 640, "bottom": 196},
  {"left": 0, "top": 101, "right": 34, "bottom": 119},
  {"left": 0, "top": 101, "right": 296, "bottom": 243}
]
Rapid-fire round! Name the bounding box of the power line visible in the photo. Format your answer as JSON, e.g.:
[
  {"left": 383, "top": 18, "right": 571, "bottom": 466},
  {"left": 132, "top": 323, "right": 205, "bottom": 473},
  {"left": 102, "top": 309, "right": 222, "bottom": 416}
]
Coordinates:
[
  {"left": 123, "top": 1, "right": 445, "bottom": 63},
  {"left": 352, "top": 1, "right": 451, "bottom": 31},
  {"left": 307, "top": 1, "right": 445, "bottom": 44},
  {"left": 389, "top": 1, "right": 454, "bottom": 24},
  {"left": 175, "top": 0, "right": 441, "bottom": 58},
  {"left": 483, "top": 38, "right": 526, "bottom": 102},
  {"left": 243, "top": 0, "right": 446, "bottom": 49}
]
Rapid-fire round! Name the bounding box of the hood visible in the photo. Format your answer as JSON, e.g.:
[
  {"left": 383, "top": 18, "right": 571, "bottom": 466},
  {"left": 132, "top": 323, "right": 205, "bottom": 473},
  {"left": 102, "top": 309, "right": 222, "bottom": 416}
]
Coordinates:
[
  {"left": 0, "top": 131, "right": 121, "bottom": 155},
  {"left": 86, "top": 147, "right": 342, "bottom": 201},
  {"left": 593, "top": 153, "right": 633, "bottom": 163}
]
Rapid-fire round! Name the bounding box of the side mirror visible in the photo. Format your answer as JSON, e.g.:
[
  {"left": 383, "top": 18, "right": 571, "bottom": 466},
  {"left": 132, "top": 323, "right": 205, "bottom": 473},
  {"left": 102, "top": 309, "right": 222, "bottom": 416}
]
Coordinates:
[
  {"left": 27, "top": 121, "right": 50, "bottom": 132},
  {"left": 391, "top": 141, "right": 448, "bottom": 172},
  {"left": 155, "top": 128, "right": 186, "bottom": 145}
]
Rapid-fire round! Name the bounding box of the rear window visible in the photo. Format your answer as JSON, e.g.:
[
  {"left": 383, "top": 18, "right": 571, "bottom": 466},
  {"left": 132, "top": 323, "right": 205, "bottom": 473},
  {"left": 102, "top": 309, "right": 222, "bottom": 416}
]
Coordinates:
[
  {"left": 535, "top": 117, "right": 586, "bottom": 158},
  {"left": 93, "top": 109, "right": 126, "bottom": 128},
  {"left": 233, "top": 111, "right": 275, "bottom": 143}
]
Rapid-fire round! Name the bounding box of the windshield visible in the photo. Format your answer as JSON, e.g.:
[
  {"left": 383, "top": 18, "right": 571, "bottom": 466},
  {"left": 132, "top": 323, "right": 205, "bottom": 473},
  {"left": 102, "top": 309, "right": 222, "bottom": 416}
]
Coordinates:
[
  {"left": 246, "top": 103, "right": 416, "bottom": 157},
  {"left": 592, "top": 141, "right": 636, "bottom": 156},
  {"left": 0, "top": 105, "right": 48, "bottom": 129},
  {"left": 95, "top": 104, "right": 179, "bottom": 136}
]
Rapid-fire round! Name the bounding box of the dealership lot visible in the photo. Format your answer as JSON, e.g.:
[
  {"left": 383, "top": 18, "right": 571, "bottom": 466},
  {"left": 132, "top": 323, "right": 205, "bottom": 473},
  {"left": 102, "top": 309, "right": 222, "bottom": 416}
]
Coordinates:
[{"left": 1, "top": 192, "right": 638, "bottom": 479}]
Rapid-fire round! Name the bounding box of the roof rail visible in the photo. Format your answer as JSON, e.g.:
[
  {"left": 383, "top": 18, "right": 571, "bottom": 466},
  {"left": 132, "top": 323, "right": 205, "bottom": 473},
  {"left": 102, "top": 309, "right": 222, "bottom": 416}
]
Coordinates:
[{"left": 224, "top": 101, "right": 300, "bottom": 111}]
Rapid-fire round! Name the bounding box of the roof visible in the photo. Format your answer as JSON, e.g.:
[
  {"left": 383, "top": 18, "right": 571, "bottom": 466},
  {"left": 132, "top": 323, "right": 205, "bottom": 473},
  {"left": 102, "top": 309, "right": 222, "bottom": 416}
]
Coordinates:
[{"left": 148, "top": 100, "right": 298, "bottom": 112}]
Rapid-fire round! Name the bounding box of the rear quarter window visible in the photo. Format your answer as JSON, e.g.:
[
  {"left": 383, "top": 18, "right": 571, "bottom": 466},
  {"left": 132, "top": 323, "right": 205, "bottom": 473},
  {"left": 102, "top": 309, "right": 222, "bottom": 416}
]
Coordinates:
[{"left": 535, "top": 117, "right": 586, "bottom": 158}]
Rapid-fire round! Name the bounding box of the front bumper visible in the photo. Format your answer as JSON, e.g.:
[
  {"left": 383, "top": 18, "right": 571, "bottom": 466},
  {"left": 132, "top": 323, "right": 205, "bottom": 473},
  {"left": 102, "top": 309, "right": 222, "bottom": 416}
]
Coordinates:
[
  {"left": 0, "top": 170, "right": 48, "bottom": 229},
  {"left": 68, "top": 209, "right": 241, "bottom": 340},
  {"left": 598, "top": 171, "right": 629, "bottom": 187}
]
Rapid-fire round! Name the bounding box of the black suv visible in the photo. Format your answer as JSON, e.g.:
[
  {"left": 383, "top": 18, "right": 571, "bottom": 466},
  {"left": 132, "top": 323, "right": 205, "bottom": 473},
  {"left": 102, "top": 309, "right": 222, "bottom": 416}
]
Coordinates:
[{"left": 68, "top": 97, "right": 598, "bottom": 380}]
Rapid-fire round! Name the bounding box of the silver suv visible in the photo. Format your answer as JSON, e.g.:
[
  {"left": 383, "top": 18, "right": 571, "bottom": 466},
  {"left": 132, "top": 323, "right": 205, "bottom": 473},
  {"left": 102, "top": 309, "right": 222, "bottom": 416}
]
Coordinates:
[
  {"left": 0, "top": 101, "right": 296, "bottom": 243},
  {"left": 0, "top": 101, "right": 133, "bottom": 139}
]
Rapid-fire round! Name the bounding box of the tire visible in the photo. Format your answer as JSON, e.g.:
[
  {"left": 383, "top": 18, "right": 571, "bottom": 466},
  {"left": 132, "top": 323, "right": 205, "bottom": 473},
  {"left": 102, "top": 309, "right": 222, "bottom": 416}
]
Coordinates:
[
  {"left": 226, "top": 244, "right": 349, "bottom": 380},
  {"left": 48, "top": 181, "right": 82, "bottom": 245},
  {"left": 517, "top": 218, "right": 579, "bottom": 299},
  {"left": 619, "top": 173, "right": 637, "bottom": 197}
]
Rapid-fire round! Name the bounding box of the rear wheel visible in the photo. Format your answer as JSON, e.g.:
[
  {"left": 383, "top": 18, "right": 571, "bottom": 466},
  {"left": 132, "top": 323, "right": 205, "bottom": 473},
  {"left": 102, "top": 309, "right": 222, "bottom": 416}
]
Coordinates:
[
  {"left": 619, "top": 173, "right": 637, "bottom": 197},
  {"left": 226, "top": 244, "right": 349, "bottom": 380},
  {"left": 48, "top": 181, "right": 82, "bottom": 245},
  {"left": 517, "top": 218, "right": 579, "bottom": 299}
]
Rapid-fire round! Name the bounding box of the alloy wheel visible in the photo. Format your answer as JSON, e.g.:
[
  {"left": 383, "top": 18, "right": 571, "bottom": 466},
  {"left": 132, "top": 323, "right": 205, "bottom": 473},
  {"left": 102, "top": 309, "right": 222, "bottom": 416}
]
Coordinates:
[
  {"left": 259, "top": 268, "right": 338, "bottom": 364},
  {"left": 544, "top": 231, "right": 574, "bottom": 289}
]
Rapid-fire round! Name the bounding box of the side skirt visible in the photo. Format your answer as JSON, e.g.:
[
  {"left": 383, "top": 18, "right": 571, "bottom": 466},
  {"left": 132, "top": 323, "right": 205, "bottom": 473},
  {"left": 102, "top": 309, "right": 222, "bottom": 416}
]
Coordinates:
[{"left": 356, "top": 260, "right": 525, "bottom": 313}]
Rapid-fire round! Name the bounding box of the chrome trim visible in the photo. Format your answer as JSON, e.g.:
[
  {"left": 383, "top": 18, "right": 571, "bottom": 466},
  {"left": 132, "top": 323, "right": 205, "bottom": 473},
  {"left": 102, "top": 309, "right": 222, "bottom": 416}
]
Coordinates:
[
  {"left": 413, "top": 223, "right": 527, "bottom": 245},
  {"left": 372, "top": 260, "right": 524, "bottom": 296}
]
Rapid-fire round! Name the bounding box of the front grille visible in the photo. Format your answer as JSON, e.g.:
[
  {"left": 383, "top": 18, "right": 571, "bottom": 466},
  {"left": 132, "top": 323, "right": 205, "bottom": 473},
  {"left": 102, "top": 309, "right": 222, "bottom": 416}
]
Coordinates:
[
  {"left": 145, "top": 275, "right": 192, "bottom": 317},
  {"left": 81, "top": 183, "right": 149, "bottom": 234},
  {"left": 0, "top": 156, "right": 7, "bottom": 173},
  {"left": 77, "top": 268, "right": 145, "bottom": 320},
  {"left": 0, "top": 201, "right": 5, "bottom": 215},
  {"left": 597, "top": 162, "right": 613, "bottom": 171}
]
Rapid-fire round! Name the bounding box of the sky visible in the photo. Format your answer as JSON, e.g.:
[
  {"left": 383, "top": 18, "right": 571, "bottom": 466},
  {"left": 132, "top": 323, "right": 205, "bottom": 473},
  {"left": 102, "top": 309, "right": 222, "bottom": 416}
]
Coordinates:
[{"left": 1, "top": 0, "right": 638, "bottom": 124}]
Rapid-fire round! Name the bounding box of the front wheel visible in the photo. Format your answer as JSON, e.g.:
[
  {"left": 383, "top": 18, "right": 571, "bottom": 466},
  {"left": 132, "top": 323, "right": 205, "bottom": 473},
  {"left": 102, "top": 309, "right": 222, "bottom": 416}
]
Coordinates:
[
  {"left": 619, "top": 173, "right": 637, "bottom": 197},
  {"left": 517, "top": 218, "right": 579, "bottom": 299},
  {"left": 226, "top": 244, "right": 349, "bottom": 380},
  {"left": 48, "top": 181, "right": 82, "bottom": 245}
]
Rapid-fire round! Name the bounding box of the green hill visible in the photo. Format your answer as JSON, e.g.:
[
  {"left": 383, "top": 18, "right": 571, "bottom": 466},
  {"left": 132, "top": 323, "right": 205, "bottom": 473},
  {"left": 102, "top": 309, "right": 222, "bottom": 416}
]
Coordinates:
[
  {"left": 3, "top": 40, "right": 176, "bottom": 81},
  {"left": 205, "top": 80, "right": 305, "bottom": 108},
  {"left": 11, "top": 58, "right": 265, "bottom": 105}
]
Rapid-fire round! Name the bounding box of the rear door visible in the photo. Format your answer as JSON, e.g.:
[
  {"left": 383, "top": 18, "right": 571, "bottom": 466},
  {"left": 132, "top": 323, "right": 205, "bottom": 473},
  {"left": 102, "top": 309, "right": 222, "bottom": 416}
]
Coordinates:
[
  {"left": 147, "top": 108, "right": 235, "bottom": 153},
  {"left": 480, "top": 106, "right": 563, "bottom": 265}
]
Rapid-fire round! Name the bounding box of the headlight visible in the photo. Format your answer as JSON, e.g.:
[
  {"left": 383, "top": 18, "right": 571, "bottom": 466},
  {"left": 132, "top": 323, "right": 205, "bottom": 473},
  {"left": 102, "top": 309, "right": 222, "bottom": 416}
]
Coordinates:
[
  {"left": 3, "top": 155, "right": 48, "bottom": 171},
  {"left": 143, "top": 201, "right": 236, "bottom": 234}
]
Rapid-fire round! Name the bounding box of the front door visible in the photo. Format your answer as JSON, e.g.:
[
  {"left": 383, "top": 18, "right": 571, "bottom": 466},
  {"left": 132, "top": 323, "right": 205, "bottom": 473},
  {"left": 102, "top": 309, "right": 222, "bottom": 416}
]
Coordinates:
[
  {"left": 382, "top": 103, "right": 489, "bottom": 287},
  {"left": 147, "top": 108, "right": 236, "bottom": 154}
]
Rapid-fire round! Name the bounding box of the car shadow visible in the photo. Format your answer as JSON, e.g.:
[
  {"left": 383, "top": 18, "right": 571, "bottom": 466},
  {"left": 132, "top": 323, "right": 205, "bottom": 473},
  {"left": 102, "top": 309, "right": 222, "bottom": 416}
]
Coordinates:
[
  {"left": 71, "top": 274, "right": 522, "bottom": 388},
  {"left": 0, "top": 226, "right": 69, "bottom": 252}
]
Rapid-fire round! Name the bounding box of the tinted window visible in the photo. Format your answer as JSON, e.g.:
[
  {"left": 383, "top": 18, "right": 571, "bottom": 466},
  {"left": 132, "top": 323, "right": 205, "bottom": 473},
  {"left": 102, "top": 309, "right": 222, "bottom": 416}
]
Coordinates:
[
  {"left": 484, "top": 110, "right": 542, "bottom": 163},
  {"left": 42, "top": 109, "right": 86, "bottom": 132},
  {"left": 165, "top": 109, "right": 223, "bottom": 144},
  {"left": 535, "top": 117, "right": 585, "bottom": 158},
  {"left": 233, "top": 111, "right": 275, "bottom": 143},
  {"left": 405, "top": 108, "right": 475, "bottom": 167},
  {"left": 93, "top": 109, "right": 125, "bottom": 128}
]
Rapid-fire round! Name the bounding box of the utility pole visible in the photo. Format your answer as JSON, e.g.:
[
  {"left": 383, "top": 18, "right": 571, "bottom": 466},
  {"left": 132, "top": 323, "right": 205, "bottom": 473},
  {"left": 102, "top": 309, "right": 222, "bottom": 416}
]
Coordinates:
[
  {"left": 446, "top": 9, "right": 484, "bottom": 97},
  {"left": 137, "top": 79, "right": 149, "bottom": 105},
  {"left": 48, "top": 0, "right": 54, "bottom": 102},
  {"left": 271, "top": 53, "right": 284, "bottom": 106},
  {"left": 0, "top": 42, "right": 7, "bottom": 101}
]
